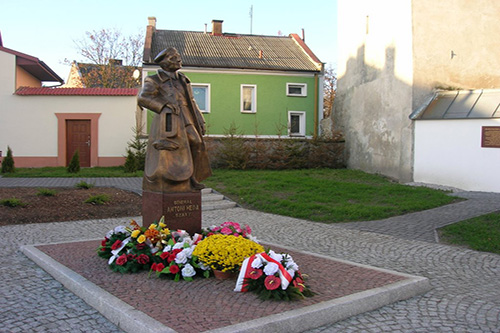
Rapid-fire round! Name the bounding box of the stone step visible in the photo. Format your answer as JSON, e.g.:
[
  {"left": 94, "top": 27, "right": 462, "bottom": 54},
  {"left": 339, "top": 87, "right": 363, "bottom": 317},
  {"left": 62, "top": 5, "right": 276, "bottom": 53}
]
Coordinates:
[
  {"left": 202, "top": 193, "right": 225, "bottom": 202},
  {"left": 202, "top": 200, "right": 238, "bottom": 211},
  {"left": 201, "top": 188, "right": 237, "bottom": 211}
]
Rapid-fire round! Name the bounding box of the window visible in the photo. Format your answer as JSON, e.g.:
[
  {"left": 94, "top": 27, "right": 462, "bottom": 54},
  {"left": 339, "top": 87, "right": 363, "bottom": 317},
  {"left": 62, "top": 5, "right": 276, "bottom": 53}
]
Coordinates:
[
  {"left": 192, "top": 84, "right": 210, "bottom": 113},
  {"left": 288, "top": 111, "right": 306, "bottom": 136},
  {"left": 241, "top": 84, "right": 257, "bottom": 113},
  {"left": 286, "top": 83, "right": 307, "bottom": 97}
]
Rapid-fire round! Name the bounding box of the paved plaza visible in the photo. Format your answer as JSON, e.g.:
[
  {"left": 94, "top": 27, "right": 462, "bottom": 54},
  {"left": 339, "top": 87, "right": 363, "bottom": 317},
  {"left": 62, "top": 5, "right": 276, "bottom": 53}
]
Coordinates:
[{"left": 0, "top": 177, "right": 499, "bottom": 332}]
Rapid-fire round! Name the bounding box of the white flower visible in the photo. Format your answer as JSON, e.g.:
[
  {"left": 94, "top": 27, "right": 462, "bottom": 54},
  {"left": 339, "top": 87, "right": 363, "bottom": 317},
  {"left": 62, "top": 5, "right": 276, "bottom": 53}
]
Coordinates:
[
  {"left": 263, "top": 262, "right": 279, "bottom": 276},
  {"left": 251, "top": 256, "right": 263, "bottom": 269},
  {"left": 181, "top": 264, "right": 196, "bottom": 277},
  {"left": 173, "top": 241, "right": 185, "bottom": 250},
  {"left": 248, "top": 235, "right": 260, "bottom": 243},
  {"left": 163, "top": 245, "right": 172, "bottom": 252},
  {"left": 286, "top": 260, "right": 299, "bottom": 272},
  {"left": 198, "top": 261, "right": 210, "bottom": 270},
  {"left": 268, "top": 250, "right": 283, "bottom": 263},
  {"left": 175, "top": 251, "right": 188, "bottom": 264},
  {"left": 182, "top": 247, "right": 194, "bottom": 258}
]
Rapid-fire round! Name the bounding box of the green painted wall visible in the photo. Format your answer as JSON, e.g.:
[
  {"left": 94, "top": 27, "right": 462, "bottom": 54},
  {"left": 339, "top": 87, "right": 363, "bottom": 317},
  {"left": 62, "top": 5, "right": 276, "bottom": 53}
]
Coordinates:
[{"left": 146, "top": 70, "right": 318, "bottom": 136}]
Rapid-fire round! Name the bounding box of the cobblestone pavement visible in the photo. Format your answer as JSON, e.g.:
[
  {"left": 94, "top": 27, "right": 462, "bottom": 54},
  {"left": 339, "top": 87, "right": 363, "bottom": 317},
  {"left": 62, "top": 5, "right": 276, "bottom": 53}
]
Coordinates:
[{"left": 1, "top": 178, "right": 499, "bottom": 332}]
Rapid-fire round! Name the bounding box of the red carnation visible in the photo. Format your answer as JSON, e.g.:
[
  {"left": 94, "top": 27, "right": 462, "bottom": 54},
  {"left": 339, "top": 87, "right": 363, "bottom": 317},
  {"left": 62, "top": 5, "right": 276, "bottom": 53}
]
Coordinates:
[
  {"left": 116, "top": 254, "right": 127, "bottom": 266},
  {"left": 264, "top": 275, "right": 281, "bottom": 290},
  {"left": 168, "top": 253, "right": 176, "bottom": 263},
  {"left": 137, "top": 254, "right": 150, "bottom": 265},
  {"left": 111, "top": 240, "right": 122, "bottom": 251},
  {"left": 248, "top": 268, "right": 263, "bottom": 280},
  {"left": 136, "top": 243, "right": 146, "bottom": 250},
  {"left": 172, "top": 248, "right": 183, "bottom": 255},
  {"left": 169, "top": 264, "right": 180, "bottom": 274},
  {"left": 160, "top": 252, "right": 169, "bottom": 260},
  {"left": 101, "top": 239, "right": 108, "bottom": 247},
  {"left": 151, "top": 263, "right": 157, "bottom": 271},
  {"left": 155, "top": 263, "right": 165, "bottom": 272}
]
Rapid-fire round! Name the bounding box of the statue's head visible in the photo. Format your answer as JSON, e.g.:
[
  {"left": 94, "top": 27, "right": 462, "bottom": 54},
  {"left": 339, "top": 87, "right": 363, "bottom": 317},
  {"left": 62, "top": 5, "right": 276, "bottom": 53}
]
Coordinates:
[{"left": 154, "top": 47, "right": 182, "bottom": 72}]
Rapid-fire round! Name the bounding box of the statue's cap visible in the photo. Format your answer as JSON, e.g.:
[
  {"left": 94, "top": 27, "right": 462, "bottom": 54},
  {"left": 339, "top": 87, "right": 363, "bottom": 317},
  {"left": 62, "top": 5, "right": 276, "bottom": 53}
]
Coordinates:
[{"left": 154, "top": 48, "right": 178, "bottom": 63}]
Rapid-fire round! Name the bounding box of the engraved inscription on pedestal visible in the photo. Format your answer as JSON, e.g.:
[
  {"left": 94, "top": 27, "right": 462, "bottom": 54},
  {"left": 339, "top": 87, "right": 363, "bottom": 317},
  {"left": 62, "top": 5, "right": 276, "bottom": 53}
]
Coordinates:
[{"left": 481, "top": 126, "right": 500, "bottom": 148}]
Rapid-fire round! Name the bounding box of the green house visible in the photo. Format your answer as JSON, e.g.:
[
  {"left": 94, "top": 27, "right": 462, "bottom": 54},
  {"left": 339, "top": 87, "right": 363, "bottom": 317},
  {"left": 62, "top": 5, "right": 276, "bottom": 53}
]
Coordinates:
[{"left": 141, "top": 18, "right": 324, "bottom": 138}]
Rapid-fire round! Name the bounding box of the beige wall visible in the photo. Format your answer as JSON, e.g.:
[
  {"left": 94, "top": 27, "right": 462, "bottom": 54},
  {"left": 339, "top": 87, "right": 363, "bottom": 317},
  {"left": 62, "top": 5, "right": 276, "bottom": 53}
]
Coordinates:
[
  {"left": 411, "top": 0, "right": 500, "bottom": 110},
  {"left": 334, "top": 0, "right": 414, "bottom": 181},
  {"left": 334, "top": 0, "right": 500, "bottom": 183},
  {"left": 16, "top": 66, "right": 41, "bottom": 88},
  {"left": 1, "top": 49, "right": 137, "bottom": 167}
]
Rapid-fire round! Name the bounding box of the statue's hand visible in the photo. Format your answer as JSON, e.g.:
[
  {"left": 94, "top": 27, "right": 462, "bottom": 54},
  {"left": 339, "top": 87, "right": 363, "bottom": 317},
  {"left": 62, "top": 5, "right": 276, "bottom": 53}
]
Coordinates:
[{"left": 153, "top": 139, "right": 179, "bottom": 151}]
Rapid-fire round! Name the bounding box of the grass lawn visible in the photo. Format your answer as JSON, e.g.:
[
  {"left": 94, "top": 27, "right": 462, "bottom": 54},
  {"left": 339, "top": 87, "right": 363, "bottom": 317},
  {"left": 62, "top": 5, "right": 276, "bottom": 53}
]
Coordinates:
[
  {"left": 438, "top": 212, "right": 500, "bottom": 254},
  {"left": 204, "top": 169, "right": 459, "bottom": 223},
  {"left": 1, "top": 166, "right": 143, "bottom": 178}
]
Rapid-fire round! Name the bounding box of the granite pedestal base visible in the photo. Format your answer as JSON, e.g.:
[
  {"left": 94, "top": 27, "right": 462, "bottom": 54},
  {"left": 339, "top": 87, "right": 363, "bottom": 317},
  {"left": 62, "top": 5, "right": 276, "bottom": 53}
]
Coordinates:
[{"left": 142, "top": 190, "right": 202, "bottom": 235}]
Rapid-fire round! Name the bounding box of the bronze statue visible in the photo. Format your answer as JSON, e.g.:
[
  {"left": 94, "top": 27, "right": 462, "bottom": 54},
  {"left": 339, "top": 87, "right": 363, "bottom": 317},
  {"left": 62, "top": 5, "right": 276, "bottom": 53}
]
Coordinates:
[{"left": 138, "top": 47, "right": 211, "bottom": 193}]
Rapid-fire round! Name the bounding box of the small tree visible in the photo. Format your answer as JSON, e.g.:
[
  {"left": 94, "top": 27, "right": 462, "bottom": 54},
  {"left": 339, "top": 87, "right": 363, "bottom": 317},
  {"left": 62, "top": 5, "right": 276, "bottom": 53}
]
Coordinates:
[
  {"left": 123, "top": 148, "right": 138, "bottom": 173},
  {"left": 323, "top": 64, "right": 337, "bottom": 118},
  {"left": 126, "top": 126, "right": 147, "bottom": 171},
  {"left": 1, "top": 146, "right": 15, "bottom": 173},
  {"left": 67, "top": 150, "right": 80, "bottom": 173}
]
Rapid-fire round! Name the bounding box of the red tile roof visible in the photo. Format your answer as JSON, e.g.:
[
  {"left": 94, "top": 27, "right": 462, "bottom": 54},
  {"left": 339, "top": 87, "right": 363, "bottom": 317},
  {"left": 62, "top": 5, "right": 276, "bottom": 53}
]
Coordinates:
[{"left": 15, "top": 87, "right": 139, "bottom": 96}]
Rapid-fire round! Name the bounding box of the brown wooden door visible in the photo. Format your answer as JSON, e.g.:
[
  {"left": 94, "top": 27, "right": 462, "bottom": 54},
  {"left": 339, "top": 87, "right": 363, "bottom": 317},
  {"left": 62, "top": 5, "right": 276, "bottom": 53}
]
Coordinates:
[{"left": 66, "top": 120, "right": 91, "bottom": 167}]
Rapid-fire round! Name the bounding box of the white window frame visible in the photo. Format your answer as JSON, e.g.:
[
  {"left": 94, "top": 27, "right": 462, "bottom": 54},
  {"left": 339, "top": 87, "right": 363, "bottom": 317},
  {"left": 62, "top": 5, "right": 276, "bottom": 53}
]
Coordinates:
[
  {"left": 286, "top": 83, "right": 307, "bottom": 97},
  {"left": 192, "top": 83, "right": 211, "bottom": 113},
  {"left": 240, "top": 84, "right": 257, "bottom": 113},
  {"left": 288, "top": 111, "right": 306, "bottom": 136}
]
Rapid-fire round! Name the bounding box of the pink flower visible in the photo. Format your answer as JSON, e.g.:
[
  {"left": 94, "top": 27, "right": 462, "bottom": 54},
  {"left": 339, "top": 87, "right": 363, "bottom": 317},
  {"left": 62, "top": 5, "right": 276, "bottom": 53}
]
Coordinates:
[
  {"left": 245, "top": 225, "right": 252, "bottom": 234},
  {"left": 116, "top": 254, "right": 127, "bottom": 266},
  {"left": 264, "top": 275, "right": 281, "bottom": 290},
  {"left": 220, "top": 227, "right": 232, "bottom": 235}
]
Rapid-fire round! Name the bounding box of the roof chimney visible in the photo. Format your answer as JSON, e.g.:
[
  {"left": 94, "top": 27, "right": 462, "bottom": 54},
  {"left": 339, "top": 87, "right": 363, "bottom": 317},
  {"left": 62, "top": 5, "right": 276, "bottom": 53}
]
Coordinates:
[
  {"left": 301, "top": 28, "right": 305, "bottom": 41},
  {"left": 148, "top": 17, "right": 157, "bottom": 30},
  {"left": 211, "top": 20, "right": 223, "bottom": 36}
]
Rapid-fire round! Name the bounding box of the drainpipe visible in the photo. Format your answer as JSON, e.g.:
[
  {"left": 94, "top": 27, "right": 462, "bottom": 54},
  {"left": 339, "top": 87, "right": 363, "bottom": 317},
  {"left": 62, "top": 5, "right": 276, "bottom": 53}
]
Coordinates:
[{"left": 314, "top": 73, "right": 318, "bottom": 138}]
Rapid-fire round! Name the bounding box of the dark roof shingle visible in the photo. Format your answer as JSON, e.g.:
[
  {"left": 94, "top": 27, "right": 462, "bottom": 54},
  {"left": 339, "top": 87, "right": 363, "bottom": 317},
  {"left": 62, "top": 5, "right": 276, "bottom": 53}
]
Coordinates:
[
  {"left": 147, "top": 30, "right": 322, "bottom": 72},
  {"left": 15, "top": 87, "right": 138, "bottom": 96}
]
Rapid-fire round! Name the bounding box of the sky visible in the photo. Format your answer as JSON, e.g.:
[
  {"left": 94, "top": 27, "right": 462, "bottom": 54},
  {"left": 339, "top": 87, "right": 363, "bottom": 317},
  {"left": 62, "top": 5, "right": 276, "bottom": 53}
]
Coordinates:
[{"left": 0, "top": 0, "right": 338, "bottom": 82}]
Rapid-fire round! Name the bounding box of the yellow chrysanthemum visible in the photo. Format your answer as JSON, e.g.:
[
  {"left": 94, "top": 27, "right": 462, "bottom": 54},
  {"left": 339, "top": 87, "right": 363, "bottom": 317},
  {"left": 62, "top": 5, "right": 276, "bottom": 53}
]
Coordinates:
[
  {"left": 137, "top": 235, "right": 146, "bottom": 244},
  {"left": 193, "top": 234, "right": 264, "bottom": 272},
  {"left": 131, "top": 230, "right": 141, "bottom": 238},
  {"left": 161, "top": 228, "right": 170, "bottom": 236},
  {"left": 148, "top": 224, "right": 157, "bottom": 230}
]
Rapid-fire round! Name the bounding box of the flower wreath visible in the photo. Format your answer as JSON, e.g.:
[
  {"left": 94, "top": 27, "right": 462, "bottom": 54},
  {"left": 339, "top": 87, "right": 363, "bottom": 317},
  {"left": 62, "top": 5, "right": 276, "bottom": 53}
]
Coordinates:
[{"left": 235, "top": 250, "right": 314, "bottom": 301}]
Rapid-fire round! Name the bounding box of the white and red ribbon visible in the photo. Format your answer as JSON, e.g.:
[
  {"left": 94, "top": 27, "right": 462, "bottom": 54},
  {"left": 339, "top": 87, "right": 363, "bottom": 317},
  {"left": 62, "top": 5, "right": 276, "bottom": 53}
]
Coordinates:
[{"left": 234, "top": 252, "right": 293, "bottom": 292}]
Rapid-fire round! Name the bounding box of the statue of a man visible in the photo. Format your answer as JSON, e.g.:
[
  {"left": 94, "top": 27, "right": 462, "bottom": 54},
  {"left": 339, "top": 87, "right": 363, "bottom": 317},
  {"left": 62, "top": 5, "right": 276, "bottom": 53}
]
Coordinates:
[{"left": 138, "top": 47, "right": 211, "bottom": 192}]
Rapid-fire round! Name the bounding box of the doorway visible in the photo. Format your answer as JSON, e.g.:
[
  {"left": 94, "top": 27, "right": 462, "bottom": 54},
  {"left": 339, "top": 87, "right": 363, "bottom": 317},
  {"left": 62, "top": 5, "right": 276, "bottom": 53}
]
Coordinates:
[{"left": 66, "top": 120, "right": 91, "bottom": 167}]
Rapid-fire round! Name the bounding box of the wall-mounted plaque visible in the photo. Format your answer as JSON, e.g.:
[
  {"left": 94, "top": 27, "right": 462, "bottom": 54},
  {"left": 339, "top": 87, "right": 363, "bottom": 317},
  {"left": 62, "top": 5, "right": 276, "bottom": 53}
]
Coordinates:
[{"left": 482, "top": 126, "right": 500, "bottom": 148}]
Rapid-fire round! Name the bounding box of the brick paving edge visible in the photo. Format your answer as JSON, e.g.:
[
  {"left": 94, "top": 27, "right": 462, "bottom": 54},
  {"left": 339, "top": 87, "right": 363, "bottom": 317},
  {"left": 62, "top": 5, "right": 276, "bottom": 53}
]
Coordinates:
[{"left": 20, "top": 240, "right": 431, "bottom": 333}]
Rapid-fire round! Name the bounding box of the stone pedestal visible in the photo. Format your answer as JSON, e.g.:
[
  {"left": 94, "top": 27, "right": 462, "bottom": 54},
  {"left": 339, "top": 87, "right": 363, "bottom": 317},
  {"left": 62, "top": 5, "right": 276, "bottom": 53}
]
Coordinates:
[{"left": 142, "top": 191, "right": 202, "bottom": 235}]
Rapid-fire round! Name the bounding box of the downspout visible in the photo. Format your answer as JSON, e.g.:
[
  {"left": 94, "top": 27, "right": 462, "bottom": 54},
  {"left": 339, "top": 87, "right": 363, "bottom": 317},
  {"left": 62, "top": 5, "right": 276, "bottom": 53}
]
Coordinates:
[{"left": 313, "top": 73, "right": 318, "bottom": 138}]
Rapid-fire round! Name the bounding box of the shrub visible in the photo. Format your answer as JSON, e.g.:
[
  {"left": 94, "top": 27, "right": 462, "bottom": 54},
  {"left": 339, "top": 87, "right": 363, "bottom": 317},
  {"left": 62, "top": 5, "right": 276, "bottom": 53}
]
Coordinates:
[
  {"left": 1, "top": 146, "right": 15, "bottom": 173},
  {"left": 123, "top": 148, "right": 138, "bottom": 173},
  {"left": 125, "top": 126, "right": 147, "bottom": 171},
  {"left": 36, "top": 188, "right": 57, "bottom": 196},
  {"left": 215, "top": 122, "right": 250, "bottom": 169},
  {"left": 75, "top": 181, "right": 94, "bottom": 189},
  {"left": 0, "top": 197, "right": 27, "bottom": 207},
  {"left": 67, "top": 150, "right": 80, "bottom": 173},
  {"left": 84, "top": 194, "right": 110, "bottom": 205}
]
